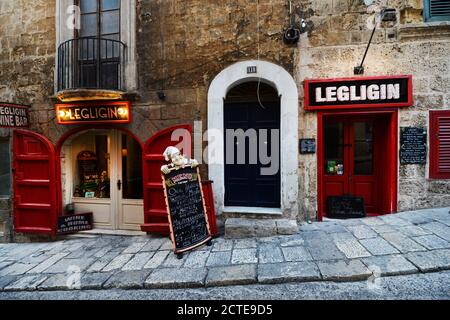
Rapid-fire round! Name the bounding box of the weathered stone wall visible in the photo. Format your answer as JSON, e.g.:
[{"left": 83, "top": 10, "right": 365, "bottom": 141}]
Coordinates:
[
  {"left": 135, "top": 0, "right": 295, "bottom": 146},
  {"left": 1, "top": 0, "right": 448, "bottom": 238},
  {"left": 0, "top": 0, "right": 57, "bottom": 241},
  {"left": 295, "top": 0, "right": 450, "bottom": 220},
  {"left": 0, "top": 128, "right": 11, "bottom": 242},
  {"left": 0, "top": 0, "right": 296, "bottom": 239}
]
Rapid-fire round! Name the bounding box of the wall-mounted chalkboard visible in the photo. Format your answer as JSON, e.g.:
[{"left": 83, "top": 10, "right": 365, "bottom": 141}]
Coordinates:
[
  {"left": 162, "top": 167, "right": 212, "bottom": 256},
  {"left": 327, "top": 196, "right": 366, "bottom": 219},
  {"left": 400, "top": 127, "right": 427, "bottom": 165},
  {"left": 300, "top": 139, "right": 316, "bottom": 154}
]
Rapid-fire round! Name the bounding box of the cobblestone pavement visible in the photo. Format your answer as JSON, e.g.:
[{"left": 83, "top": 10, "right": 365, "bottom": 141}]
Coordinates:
[
  {"left": 1, "top": 271, "right": 449, "bottom": 300},
  {"left": 0, "top": 207, "right": 449, "bottom": 292}
]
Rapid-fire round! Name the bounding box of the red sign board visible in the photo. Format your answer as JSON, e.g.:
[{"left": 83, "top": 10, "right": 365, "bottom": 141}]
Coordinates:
[
  {"left": 304, "top": 75, "right": 413, "bottom": 111},
  {"left": 0, "top": 103, "right": 30, "bottom": 128},
  {"left": 56, "top": 101, "right": 131, "bottom": 125}
]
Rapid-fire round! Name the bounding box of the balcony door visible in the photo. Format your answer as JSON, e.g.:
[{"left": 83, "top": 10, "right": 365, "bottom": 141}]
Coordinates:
[{"left": 77, "top": 0, "right": 121, "bottom": 89}]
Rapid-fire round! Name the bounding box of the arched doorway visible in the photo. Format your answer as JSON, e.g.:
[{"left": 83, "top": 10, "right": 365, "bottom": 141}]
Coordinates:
[
  {"left": 60, "top": 129, "right": 143, "bottom": 230},
  {"left": 224, "top": 82, "right": 281, "bottom": 208},
  {"left": 208, "top": 60, "right": 299, "bottom": 217}
]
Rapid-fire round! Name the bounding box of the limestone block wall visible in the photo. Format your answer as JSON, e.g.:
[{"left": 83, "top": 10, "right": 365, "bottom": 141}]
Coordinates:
[
  {"left": 295, "top": 0, "right": 450, "bottom": 220},
  {"left": 135, "top": 0, "right": 296, "bottom": 164},
  {"left": 0, "top": 0, "right": 299, "bottom": 239},
  {"left": 0, "top": 129, "right": 12, "bottom": 242}
]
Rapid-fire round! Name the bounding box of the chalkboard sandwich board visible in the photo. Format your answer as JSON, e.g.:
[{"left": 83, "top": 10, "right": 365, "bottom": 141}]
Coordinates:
[
  {"left": 57, "top": 212, "right": 93, "bottom": 234},
  {"left": 327, "top": 196, "right": 366, "bottom": 219},
  {"left": 162, "top": 166, "right": 212, "bottom": 257}
]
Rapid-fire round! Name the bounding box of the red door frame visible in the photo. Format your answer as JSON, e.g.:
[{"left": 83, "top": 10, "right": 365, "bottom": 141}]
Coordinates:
[
  {"left": 317, "top": 109, "right": 398, "bottom": 221},
  {"left": 55, "top": 125, "right": 144, "bottom": 218}
]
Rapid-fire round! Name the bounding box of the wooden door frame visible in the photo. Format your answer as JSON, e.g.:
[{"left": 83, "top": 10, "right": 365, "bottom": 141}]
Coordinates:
[{"left": 317, "top": 109, "right": 398, "bottom": 221}]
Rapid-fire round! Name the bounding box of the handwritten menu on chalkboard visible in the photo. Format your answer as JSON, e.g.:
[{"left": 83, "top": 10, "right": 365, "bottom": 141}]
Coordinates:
[
  {"left": 57, "top": 212, "right": 93, "bottom": 234},
  {"left": 327, "top": 196, "right": 366, "bottom": 219},
  {"left": 400, "top": 127, "right": 427, "bottom": 165},
  {"left": 162, "top": 167, "right": 211, "bottom": 253}
]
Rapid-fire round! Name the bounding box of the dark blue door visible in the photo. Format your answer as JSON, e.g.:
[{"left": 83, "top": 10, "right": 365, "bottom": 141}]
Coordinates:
[{"left": 224, "top": 101, "right": 281, "bottom": 208}]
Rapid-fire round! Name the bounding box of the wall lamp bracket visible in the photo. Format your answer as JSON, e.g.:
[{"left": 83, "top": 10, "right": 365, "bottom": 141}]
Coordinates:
[{"left": 354, "top": 8, "right": 396, "bottom": 74}]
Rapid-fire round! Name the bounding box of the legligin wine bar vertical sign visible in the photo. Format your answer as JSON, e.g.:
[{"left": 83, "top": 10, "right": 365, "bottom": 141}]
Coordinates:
[{"left": 162, "top": 166, "right": 212, "bottom": 257}]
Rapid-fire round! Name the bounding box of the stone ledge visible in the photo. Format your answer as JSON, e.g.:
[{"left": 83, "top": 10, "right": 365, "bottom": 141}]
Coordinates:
[
  {"left": 225, "top": 218, "right": 298, "bottom": 239},
  {"left": 399, "top": 21, "right": 450, "bottom": 41}
]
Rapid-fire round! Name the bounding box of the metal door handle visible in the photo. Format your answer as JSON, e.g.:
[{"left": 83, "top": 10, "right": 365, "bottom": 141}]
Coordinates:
[{"left": 117, "top": 180, "right": 122, "bottom": 191}]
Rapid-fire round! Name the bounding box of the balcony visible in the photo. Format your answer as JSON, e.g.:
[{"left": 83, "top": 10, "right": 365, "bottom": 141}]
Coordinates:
[{"left": 57, "top": 37, "right": 127, "bottom": 102}]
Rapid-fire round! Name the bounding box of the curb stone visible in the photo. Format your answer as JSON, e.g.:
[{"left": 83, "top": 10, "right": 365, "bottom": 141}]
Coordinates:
[{"left": 205, "top": 264, "right": 257, "bottom": 287}]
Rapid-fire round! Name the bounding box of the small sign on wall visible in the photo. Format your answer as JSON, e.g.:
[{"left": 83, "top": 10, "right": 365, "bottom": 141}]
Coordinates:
[
  {"left": 247, "top": 66, "right": 257, "bottom": 74},
  {"left": 56, "top": 101, "right": 131, "bottom": 125},
  {"left": 299, "top": 139, "right": 316, "bottom": 154},
  {"left": 304, "top": 75, "right": 412, "bottom": 110},
  {"left": 0, "top": 103, "right": 30, "bottom": 128},
  {"left": 400, "top": 127, "right": 427, "bottom": 165}
]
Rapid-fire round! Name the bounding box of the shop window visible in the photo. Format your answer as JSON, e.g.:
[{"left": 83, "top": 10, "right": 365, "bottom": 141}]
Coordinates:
[
  {"left": 430, "top": 110, "right": 450, "bottom": 179},
  {"left": 72, "top": 132, "right": 110, "bottom": 198},
  {"left": 0, "top": 140, "right": 11, "bottom": 197},
  {"left": 424, "top": 0, "right": 450, "bottom": 22}
]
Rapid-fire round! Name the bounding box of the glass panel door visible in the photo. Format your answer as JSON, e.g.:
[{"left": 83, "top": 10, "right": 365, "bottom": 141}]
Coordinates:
[
  {"left": 353, "top": 122, "right": 374, "bottom": 175},
  {"left": 121, "top": 133, "right": 143, "bottom": 200},
  {"left": 72, "top": 131, "right": 110, "bottom": 199},
  {"left": 324, "top": 122, "right": 345, "bottom": 176}
]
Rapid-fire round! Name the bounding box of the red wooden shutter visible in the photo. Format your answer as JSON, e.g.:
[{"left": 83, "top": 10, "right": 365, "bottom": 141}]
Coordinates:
[
  {"left": 141, "top": 124, "right": 192, "bottom": 234},
  {"left": 430, "top": 110, "right": 450, "bottom": 179},
  {"left": 13, "top": 130, "right": 57, "bottom": 234}
]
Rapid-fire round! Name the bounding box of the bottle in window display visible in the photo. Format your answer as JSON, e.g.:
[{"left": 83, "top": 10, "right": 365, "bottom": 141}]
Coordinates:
[{"left": 97, "top": 171, "right": 110, "bottom": 198}]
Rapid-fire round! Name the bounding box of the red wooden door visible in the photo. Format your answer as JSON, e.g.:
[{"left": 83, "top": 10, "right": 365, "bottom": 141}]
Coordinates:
[
  {"left": 141, "top": 124, "right": 192, "bottom": 234},
  {"left": 322, "top": 120, "right": 350, "bottom": 207},
  {"left": 323, "top": 118, "right": 379, "bottom": 216},
  {"left": 349, "top": 120, "right": 378, "bottom": 214},
  {"left": 13, "top": 130, "right": 57, "bottom": 235}
]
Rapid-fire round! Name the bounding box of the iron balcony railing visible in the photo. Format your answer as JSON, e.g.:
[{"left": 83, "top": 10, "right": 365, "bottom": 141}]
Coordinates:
[{"left": 57, "top": 37, "right": 126, "bottom": 92}]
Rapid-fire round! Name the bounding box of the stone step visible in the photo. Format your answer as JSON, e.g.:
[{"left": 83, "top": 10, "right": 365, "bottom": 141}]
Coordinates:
[{"left": 225, "top": 218, "right": 298, "bottom": 238}]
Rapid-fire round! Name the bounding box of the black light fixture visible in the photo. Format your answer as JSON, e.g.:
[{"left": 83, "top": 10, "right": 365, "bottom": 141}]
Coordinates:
[
  {"left": 354, "top": 8, "right": 397, "bottom": 75},
  {"left": 283, "top": 1, "right": 312, "bottom": 45},
  {"left": 283, "top": 27, "right": 300, "bottom": 45},
  {"left": 157, "top": 91, "right": 166, "bottom": 101}
]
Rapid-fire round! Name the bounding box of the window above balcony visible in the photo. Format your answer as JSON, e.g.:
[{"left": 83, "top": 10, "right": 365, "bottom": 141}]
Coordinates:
[{"left": 56, "top": 0, "right": 137, "bottom": 102}]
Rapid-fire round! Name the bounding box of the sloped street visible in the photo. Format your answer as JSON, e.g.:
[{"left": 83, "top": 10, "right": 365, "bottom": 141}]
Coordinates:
[{"left": 0, "top": 207, "right": 449, "bottom": 295}]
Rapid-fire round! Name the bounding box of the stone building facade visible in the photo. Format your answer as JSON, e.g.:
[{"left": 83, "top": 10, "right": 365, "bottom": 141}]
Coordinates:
[
  {"left": 296, "top": 0, "right": 450, "bottom": 221},
  {"left": 0, "top": 0, "right": 449, "bottom": 242}
]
